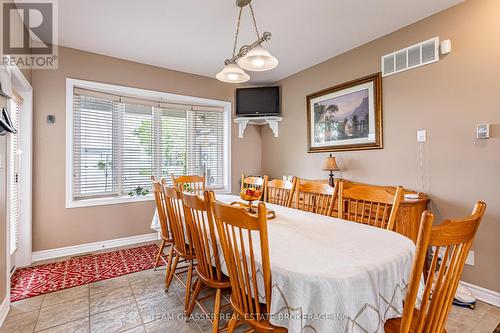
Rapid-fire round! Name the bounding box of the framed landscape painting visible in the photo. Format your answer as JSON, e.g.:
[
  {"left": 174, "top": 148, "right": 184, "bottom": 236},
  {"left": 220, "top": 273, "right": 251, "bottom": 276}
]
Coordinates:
[{"left": 306, "top": 73, "right": 383, "bottom": 153}]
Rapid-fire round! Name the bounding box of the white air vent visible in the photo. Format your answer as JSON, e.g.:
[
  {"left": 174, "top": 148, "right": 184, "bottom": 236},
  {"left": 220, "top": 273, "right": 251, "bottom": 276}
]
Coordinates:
[{"left": 382, "top": 37, "right": 439, "bottom": 77}]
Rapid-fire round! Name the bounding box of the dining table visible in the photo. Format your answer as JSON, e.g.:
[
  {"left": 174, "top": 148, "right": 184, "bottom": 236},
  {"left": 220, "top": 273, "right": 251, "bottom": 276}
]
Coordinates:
[{"left": 151, "top": 194, "right": 416, "bottom": 333}]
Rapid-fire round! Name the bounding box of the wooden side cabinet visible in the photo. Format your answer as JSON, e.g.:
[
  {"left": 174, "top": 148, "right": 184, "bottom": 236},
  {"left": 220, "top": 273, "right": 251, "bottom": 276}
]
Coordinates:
[
  {"left": 301, "top": 178, "right": 429, "bottom": 243},
  {"left": 394, "top": 195, "right": 430, "bottom": 243}
]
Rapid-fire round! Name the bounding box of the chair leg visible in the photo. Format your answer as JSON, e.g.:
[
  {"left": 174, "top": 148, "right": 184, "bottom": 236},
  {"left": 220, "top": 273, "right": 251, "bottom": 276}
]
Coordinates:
[
  {"left": 228, "top": 313, "right": 238, "bottom": 333},
  {"left": 184, "top": 260, "right": 194, "bottom": 319},
  {"left": 186, "top": 278, "right": 202, "bottom": 318},
  {"left": 153, "top": 239, "right": 166, "bottom": 271},
  {"left": 165, "top": 250, "right": 179, "bottom": 291},
  {"left": 192, "top": 277, "right": 199, "bottom": 292},
  {"left": 212, "top": 288, "right": 222, "bottom": 333},
  {"left": 164, "top": 245, "right": 174, "bottom": 277}
]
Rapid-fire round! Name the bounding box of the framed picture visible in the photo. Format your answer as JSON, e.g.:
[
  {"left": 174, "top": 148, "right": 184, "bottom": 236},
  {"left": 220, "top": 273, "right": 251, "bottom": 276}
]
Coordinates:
[{"left": 306, "top": 73, "right": 383, "bottom": 153}]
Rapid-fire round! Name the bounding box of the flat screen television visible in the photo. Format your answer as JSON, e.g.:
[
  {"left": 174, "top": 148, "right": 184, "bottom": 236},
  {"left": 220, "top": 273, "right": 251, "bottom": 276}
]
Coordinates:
[{"left": 235, "top": 86, "right": 280, "bottom": 117}]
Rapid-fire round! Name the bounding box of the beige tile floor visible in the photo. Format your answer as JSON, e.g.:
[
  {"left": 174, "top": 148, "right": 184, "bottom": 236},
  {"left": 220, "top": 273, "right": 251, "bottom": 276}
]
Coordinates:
[{"left": 1, "top": 260, "right": 499, "bottom": 332}]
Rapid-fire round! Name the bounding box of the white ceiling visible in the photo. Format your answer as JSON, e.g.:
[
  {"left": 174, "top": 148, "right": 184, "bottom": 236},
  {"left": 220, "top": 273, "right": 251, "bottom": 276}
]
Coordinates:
[{"left": 52, "top": 0, "right": 462, "bottom": 83}]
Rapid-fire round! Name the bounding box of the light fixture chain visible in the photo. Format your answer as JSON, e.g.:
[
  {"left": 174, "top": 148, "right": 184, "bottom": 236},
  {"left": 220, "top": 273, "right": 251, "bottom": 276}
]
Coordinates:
[
  {"left": 232, "top": 6, "right": 243, "bottom": 58},
  {"left": 248, "top": 3, "right": 261, "bottom": 39}
]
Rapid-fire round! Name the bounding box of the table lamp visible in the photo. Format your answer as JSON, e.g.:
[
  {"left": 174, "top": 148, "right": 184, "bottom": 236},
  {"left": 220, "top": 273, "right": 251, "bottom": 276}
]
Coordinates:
[{"left": 322, "top": 154, "right": 340, "bottom": 187}]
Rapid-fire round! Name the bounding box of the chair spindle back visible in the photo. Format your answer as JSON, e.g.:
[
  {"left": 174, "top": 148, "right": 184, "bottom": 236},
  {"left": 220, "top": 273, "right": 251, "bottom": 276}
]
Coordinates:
[
  {"left": 400, "top": 202, "right": 486, "bottom": 333},
  {"left": 172, "top": 174, "right": 206, "bottom": 195},
  {"left": 182, "top": 191, "right": 223, "bottom": 282},
  {"left": 209, "top": 197, "right": 273, "bottom": 319},
  {"left": 264, "top": 178, "right": 297, "bottom": 207},
  {"left": 294, "top": 180, "right": 336, "bottom": 216},
  {"left": 337, "top": 180, "right": 403, "bottom": 230},
  {"left": 151, "top": 177, "right": 170, "bottom": 240},
  {"left": 163, "top": 186, "right": 195, "bottom": 257}
]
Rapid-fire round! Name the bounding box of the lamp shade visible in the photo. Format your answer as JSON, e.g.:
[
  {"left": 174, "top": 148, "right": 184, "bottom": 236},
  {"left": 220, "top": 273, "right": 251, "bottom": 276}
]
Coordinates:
[
  {"left": 322, "top": 154, "right": 339, "bottom": 171},
  {"left": 237, "top": 46, "right": 278, "bottom": 72},
  {"left": 216, "top": 63, "right": 250, "bottom": 83}
]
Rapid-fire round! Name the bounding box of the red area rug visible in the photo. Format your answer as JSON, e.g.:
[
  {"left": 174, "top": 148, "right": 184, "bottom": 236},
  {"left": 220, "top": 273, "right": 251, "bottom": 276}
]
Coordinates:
[{"left": 10, "top": 243, "right": 161, "bottom": 302}]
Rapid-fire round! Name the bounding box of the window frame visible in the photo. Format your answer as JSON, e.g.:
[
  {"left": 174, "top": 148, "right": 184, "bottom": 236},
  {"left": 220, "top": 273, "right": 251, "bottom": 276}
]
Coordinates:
[{"left": 66, "top": 78, "right": 232, "bottom": 208}]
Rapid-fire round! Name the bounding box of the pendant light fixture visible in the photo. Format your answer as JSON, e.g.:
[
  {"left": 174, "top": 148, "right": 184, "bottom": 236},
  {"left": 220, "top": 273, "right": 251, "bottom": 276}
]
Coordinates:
[{"left": 216, "top": 0, "right": 278, "bottom": 83}]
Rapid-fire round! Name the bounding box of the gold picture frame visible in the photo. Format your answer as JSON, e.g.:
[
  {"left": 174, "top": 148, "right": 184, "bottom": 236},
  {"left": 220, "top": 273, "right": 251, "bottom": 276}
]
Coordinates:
[{"left": 306, "top": 73, "right": 383, "bottom": 153}]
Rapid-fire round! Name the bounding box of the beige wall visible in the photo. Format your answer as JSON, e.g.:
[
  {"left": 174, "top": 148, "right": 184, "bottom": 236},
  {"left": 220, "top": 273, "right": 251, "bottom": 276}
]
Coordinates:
[
  {"left": 261, "top": 0, "right": 499, "bottom": 291},
  {"left": 32, "top": 46, "right": 261, "bottom": 252}
]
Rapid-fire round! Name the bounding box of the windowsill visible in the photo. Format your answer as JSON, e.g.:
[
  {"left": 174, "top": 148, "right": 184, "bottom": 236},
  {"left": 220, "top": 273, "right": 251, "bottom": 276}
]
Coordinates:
[
  {"left": 67, "top": 194, "right": 154, "bottom": 209},
  {"left": 66, "top": 188, "right": 231, "bottom": 209}
]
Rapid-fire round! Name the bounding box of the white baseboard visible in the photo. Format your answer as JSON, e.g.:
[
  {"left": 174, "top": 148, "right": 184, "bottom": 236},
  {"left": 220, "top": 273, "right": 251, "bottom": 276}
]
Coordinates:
[
  {"left": 461, "top": 281, "right": 500, "bottom": 307},
  {"left": 31, "top": 232, "right": 159, "bottom": 263},
  {"left": 0, "top": 297, "right": 9, "bottom": 328}
]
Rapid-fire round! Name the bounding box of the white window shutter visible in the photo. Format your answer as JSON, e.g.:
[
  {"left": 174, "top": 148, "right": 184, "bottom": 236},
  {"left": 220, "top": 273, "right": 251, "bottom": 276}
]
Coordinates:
[
  {"left": 73, "top": 94, "right": 117, "bottom": 199},
  {"left": 121, "top": 103, "right": 153, "bottom": 195},
  {"left": 158, "top": 108, "right": 187, "bottom": 186},
  {"left": 186, "top": 109, "right": 225, "bottom": 189},
  {"left": 71, "top": 87, "right": 228, "bottom": 203}
]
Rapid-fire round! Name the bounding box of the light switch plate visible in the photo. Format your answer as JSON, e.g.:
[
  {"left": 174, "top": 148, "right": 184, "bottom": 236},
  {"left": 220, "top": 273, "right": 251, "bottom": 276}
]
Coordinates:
[
  {"left": 465, "top": 250, "right": 475, "bottom": 266},
  {"left": 417, "top": 130, "right": 426, "bottom": 142},
  {"left": 477, "top": 124, "right": 489, "bottom": 139}
]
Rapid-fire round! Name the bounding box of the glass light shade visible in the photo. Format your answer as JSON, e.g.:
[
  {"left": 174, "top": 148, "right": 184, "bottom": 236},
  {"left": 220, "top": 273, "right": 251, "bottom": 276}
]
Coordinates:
[
  {"left": 237, "top": 46, "right": 278, "bottom": 72},
  {"left": 216, "top": 63, "right": 250, "bottom": 83}
]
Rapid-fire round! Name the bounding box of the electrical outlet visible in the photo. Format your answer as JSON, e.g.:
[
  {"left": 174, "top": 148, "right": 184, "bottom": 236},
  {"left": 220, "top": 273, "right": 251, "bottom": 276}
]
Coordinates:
[
  {"left": 417, "top": 130, "right": 426, "bottom": 142},
  {"left": 465, "top": 250, "right": 475, "bottom": 266}
]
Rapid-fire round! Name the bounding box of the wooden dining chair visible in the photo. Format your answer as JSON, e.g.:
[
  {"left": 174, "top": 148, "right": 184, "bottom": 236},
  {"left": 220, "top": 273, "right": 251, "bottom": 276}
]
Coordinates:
[
  {"left": 209, "top": 197, "right": 287, "bottom": 333},
  {"left": 172, "top": 174, "right": 206, "bottom": 195},
  {"left": 264, "top": 178, "right": 297, "bottom": 208},
  {"left": 385, "top": 201, "right": 486, "bottom": 333},
  {"left": 294, "top": 180, "right": 336, "bottom": 216},
  {"left": 241, "top": 173, "right": 268, "bottom": 193},
  {"left": 151, "top": 177, "right": 174, "bottom": 271},
  {"left": 163, "top": 186, "right": 197, "bottom": 315},
  {"left": 336, "top": 179, "right": 403, "bottom": 230},
  {"left": 183, "top": 191, "right": 231, "bottom": 332}
]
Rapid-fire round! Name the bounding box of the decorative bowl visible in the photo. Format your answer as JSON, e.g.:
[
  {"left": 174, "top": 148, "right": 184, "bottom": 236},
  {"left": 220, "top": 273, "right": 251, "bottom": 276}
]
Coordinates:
[{"left": 239, "top": 187, "right": 262, "bottom": 213}]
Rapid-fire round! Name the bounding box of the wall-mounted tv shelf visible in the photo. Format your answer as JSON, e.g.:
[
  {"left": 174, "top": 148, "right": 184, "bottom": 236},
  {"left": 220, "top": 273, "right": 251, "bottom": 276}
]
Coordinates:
[{"left": 234, "top": 116, "right": 283, "bottom": 138}]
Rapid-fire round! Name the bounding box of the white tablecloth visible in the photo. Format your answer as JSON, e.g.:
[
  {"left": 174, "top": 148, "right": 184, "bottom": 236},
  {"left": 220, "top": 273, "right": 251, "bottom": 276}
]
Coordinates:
[
  {"left": 151, "top": 195, "right": 415, "bottom": 333},
  {"left": 151, "top": 210, "right": 161, "bottom": 231}
]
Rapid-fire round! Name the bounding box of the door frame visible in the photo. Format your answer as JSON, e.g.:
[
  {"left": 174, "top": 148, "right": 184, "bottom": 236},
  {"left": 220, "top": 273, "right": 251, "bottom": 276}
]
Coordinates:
[{"left": 8, "top": 65, "right": 33, "bottom": 271}]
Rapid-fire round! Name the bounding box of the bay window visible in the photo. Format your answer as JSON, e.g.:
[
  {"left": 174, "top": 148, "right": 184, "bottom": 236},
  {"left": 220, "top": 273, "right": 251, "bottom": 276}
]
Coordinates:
[{"left": 67, "top": 79, "right": 230, "bottom": 207}]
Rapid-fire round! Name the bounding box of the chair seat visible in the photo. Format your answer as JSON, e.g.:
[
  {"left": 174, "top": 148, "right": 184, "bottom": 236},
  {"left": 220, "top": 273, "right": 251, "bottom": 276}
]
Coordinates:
[
  {"left": 384, "top": 309, "right": 447, "bottom": 333},
  {"left": 160, "top": 234, "right": 174, "bottom": 243},
  {"left": 196, "top": 266, "right": 231, "bottom": 289},
  {"left": 173, "top": 243, "right": 196, "bottom": 259}
]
